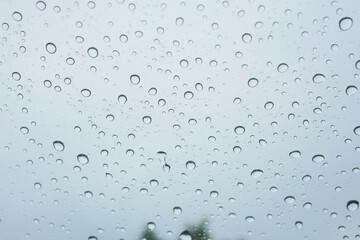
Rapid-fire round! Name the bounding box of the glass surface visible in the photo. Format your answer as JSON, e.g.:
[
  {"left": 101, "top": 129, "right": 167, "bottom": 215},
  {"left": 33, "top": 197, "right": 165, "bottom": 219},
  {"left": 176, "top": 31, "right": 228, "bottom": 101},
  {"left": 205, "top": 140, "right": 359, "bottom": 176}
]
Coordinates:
[{"left": 1, "top": 0, "right": 360, "bottom": 239}]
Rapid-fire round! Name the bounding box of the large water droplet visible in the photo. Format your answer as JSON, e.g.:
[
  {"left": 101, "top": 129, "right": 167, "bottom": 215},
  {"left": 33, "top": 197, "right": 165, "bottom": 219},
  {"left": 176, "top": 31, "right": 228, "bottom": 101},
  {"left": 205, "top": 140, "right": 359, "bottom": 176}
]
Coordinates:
[
  {"left": 248, "top": 78, "right": 259, "bottom": 87},
  {"left": 46, "top": 42, "right": 57, "bottom": 54},
  {"left": 339, "top": 17, "right": 353, "bottom": 31},
  {"left": 284, "top": 196, "right": 296, "bottom": 203},
  {"left": 347, "top": 200, "right": 359, "bottom": 211},
  {"left": 346, "top": 85, "right": 358, "bottom": 96},
  {"left": 142, "top": 116, "right": 152, "bottom": 124},
  {"left": 312, "top": 154, "right": 325, "bottom": 163},
  {"left": 264, "top": 101, "right": 274, "bottom": 110},
  {"left": 81, "top": 89, "right": 91, "bottom": 97},
  {"left": 77, "top": 154, "right": 89, "bottom": 165},
  {"left": 186, "top": 161, "right": 196, "bottom": 170},
  {"left": 173, "top": 206, "right": 182, "bottom": 215},
  {"left": 147, "top": 222, "right": 156, "bottom": 231},
  {"left": 118, "top": 94, "right": 127, "bottom": 104},
  {"left": 354, "top": 126, "right": 360, "bottom": 135},
  {"left": 130, "top": 74, "right": 140, "bottom": 85},
  {"left": 289, "top": 150, "right": 301, "bottom": 158},
  {"left": 245, "top": 216, "right": 255, "bottom": 222},
  {"left": 251, "top": 169, "right": 263, "bottom": 178},
  {"left": 295, "top": 221, "right": 303, "bottom": 229},
  {"left": 12, "top": 11, "right": 23, "bottom": 22},
  {"left": 53, "top": 141, "right": 65, "bottom": 152},
  {"left": 179, "top": 230, "right": 192, "bottom": 240},
  {"left": 312, "top": 74, "right": 325, "bottom": 83},
  {"left": 184, "top": 91, "right": 194, "bottom": 100},
  {"left": 234, "top": 126, "right": 245, "bottom": 135},
  {"left": 277, "top": 63, "right": 289, "bottom": 73},
  {"left": 87, "top": 47, "right": 98, "bottom": 58}
]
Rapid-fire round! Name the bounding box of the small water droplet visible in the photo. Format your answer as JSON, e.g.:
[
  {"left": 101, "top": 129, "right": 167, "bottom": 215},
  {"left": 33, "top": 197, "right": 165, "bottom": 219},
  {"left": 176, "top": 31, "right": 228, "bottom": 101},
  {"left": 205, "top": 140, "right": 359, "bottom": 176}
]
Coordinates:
[
  {"left": 185, "top": 161, "right": 196, "bottom": 170},
  {"left": 295, "top": 221, "right": 303, "bottom": 229},
  {"left": 12, "top": 12, "right": 23, "bottom": 22},
  {"left": 147, "top": 222, "right": 156, "bottom": 231},
  {"left": 118, "top": 94, "right": 127, "bottom": 103},
  {"left": 248, "top": 78, "right": 259, "bottom": 87},
  {"left": 264, "top": 101, "right": 274, "bottom": 110},
  {"left": 142, "top": 116, "right": 152, "bottom": 124},
  {"left": 173, "top": 206, "right": 182, "bottom": 215},
  {"left": 284, "top": 196, "right": 296, "bottom": 203},
  {"left": 245, "top": 216, "right": 255, "bottom": 222},
  {"left": 289, "top": 150, "right": 301, "bottom": 158},
  {"left": 184, "top": 91, "right": 194, "bottom": 100},
  {"left": 354, "top": 126, "right": 360, "bottom": 135}
]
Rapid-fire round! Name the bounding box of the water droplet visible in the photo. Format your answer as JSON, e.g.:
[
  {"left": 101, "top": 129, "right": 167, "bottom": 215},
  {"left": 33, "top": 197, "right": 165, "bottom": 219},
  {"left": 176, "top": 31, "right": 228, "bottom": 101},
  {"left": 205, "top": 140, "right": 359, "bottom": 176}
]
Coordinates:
[
  {"left": 147, "top": 222, "right": 156, "bottom": 231},
  {"left": 12, "top": 72, "right": 21, "bottom": 81},
  {"left": 12, "top": 12, "right": 23, "bottom": 22},
  {"left": 284, "top": 196, "right": 296, "bottom": 203},
  {"left": 346, "top": 85, "right": 358, "bottom": 96},
  {"left": 88, "top": 236, "right": 98, "bottom": 240},
  {"left": 339, "top": 17, "right": 353, "bottom": 31},
  {"left": 354, "top": 126, "right": 360, "bottom": 135},
  {"left": 347, "top": 200, "right": 359, "bottom": 211},
  {"left": 289, "top": 150, "right": 301, "bottom": 158},
  {"left": 173, "top": 206, "right": 182, "bottom": 215},
  {"left": 295, "top": 221, "right": 303, "bottom": 229},
  {"left": 119, "top": 34, "right": 128, "bottom": 43},
  {"left": 234, "top": 126, "right": 245, "bottom": 135},
  {"left": 36, "top": 1, "right": 46, "bottom": 10},
  {"left": 150, "top": 179, "right": 158, "bottom": 187},
  {"left": 175, "top": 17, "right": 184, "bottom": 26},
  {"left": 277, "top": 63, "right": 289, "bottom": 73},
  {"left": 180, "top": 59, "right": 189, "bottom": 68},
  {"left": 312, "top": 73, "right": 325, "bottom": 83},
  {"left": 186, "top": 161, "right": 196, "bottom": 170},
  {"left": 81, "top": 89, "right": 91, "bottom": 97},
  {"left": 184, "top": 91, "right": 194, "bottom": 100},
  {"left": 34, "top": 182, "right": 42, "bottom": 189},
  {"left": 130, "top": 74, "right": 140, "bottom": 85},
  {"left": 248, "top": 78, "right": 259, "bottom": 87},
  {"left": 77, "top": 154, "right": 89, "bottom": 165},
  {"left": 210, "top": 190, "right": 219, "bottom": 198},
  {"left": 84, "top": 191, "right": 93, "bottom": 198},
  {"left": 179, "top": 230, "right": 192, "bottom": 240},
  {"left": 45, "top": 42, "right": 57, "bottom": 54},
  {"left": 53, "top": 141, "right": 65, "bottom": 152},
  {"left": 245, "top": 216, "right": 255, "bottom": 222},
  {"left": 87, "top": 47, "right": 98, "bottom": 58},
  {"left": 142, "top": 116, "right": 152, "bottom": 124},
  {"left": 20, "top": 126, "right": 29, "bottom": 134},
  {"left": 356, "top": 60, "right": 360, "bottom": 70},
  {"left": 312, "top": 154, "right": 325, "bottom": 163},
  {"left": 264, "top": 101, "right": 274, "bottom": 110},
  {"left": 242, "top": 33, "right": 252, "bottom": 43},
  {"left": 251, "top": 169, "right": 263, "bottom": 178},
  {"left": 118, "top": 94, "right": 127, "bottom": 104}
]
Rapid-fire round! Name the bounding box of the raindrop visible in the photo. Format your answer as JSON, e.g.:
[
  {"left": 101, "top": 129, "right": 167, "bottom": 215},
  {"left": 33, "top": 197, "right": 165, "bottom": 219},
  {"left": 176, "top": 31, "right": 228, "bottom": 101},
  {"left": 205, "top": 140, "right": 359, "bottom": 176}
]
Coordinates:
[
  {"left": 284, "top": 196, "right": 296, "bottom": 203},
  {"left": 147, "top": 222, "right": 156, "bottom": 231},
  {"left": 245, "top": 216, "right": 255, "bottom": 222},
  {"left": 88, "top": 236, "right": 98, "bottom": 240},
  {"left": 81, "top": 89, "right": 91, "bottom": 97},
  {"left": 186, "top": 161, "right": 196, "bottom": 170},
  {"left": 277, "top": 63, "right": 289, "bottom": 73},
  {"left": 77, "top": 154, "right": 89, "bottom": 165},
  {"left": 289, "top": 150, "right": 301, "bottom": 158},
  {"left": 119, "top": 34, "right": 128, "bottom": 43},
  {"left": 242, "top": 33, "right": 252, "bottom": 43},
  {"left": 87, "top": 47, "right": 98, "bottom": 58},
  {"left": 234, "top": 126, "right": 245, "bottom": 135},
  {"left": 312, "top": 154, "right": 325, "bottom": 163},
  {"left": 118, "top": 94, "right": 127, "bottom": 104},
  {"left": 36, "top": 1, "right": 46, "bottom": 10},
  {"left": 248, "top": 78, "right": 259, "bottom": 87},
  {"left": 312, "top": 74, "right": 325, "bottom": 83},
  {"left": 20, "top": 126, "right": 29, "bottom": 134},
  {"left": 84, "top": 191, "right": 93, "bottom": 198},
  {"left": 346, "top": 200, "right": 359, "bottom": 211},
  {"left": 180, "top": 59, "right": 189, "bottom": 68},
  {"left": 179, "top": 230, "right": 192, "bottom": 240},
  {"left": 130, "top": 74, "right": 140, "bottom": 85},
  {"left": 53, "top": 141, "right": 65, "bottom": 152},
  {"left": 142, "top": 116, "right": 152, "bottom": 124},
  {"left": 210, "top": 191, "right": 219, "bottom": 198},
  {"left": 12, "top": 12, "right": 23, "bottom": 22},
  {"left": 45, "top": 43, "right": 57, "bottom": 54},
  {"left": 295, "top": 221, "right": 303, "bottom": 229},
  {"left": 346, "top": 85, "right": 358, "bottom": 96},
  {"left": 339, "top": 17, "right": 353, "bottom": 31},
  {"left": 12, "top": 72, "right": 21, "bottom": 81},
  {"left": 264, "top": 101, "right": 274, "bottom": 110},
  {"left": 34, "top": 182, "right": 42, "bottom": 189},
  {"left": 251, "top": 169, "right": 263, "bottom": 178},
  {"left": 173, "top": 206, "right": 182, "bottom": 215},
  {"left": 354, "top": 126, "right": 360, "bottom": 135},
  {"left": 184, "top": 91, "right": 194, "bottom": 100}
]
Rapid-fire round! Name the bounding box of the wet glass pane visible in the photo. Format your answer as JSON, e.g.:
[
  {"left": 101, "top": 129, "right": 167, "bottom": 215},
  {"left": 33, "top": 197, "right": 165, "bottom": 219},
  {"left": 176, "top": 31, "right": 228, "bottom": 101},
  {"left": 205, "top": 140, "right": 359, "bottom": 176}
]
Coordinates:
[{"left": 1, "top": 0, "right": 360, "bottom": 239}]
